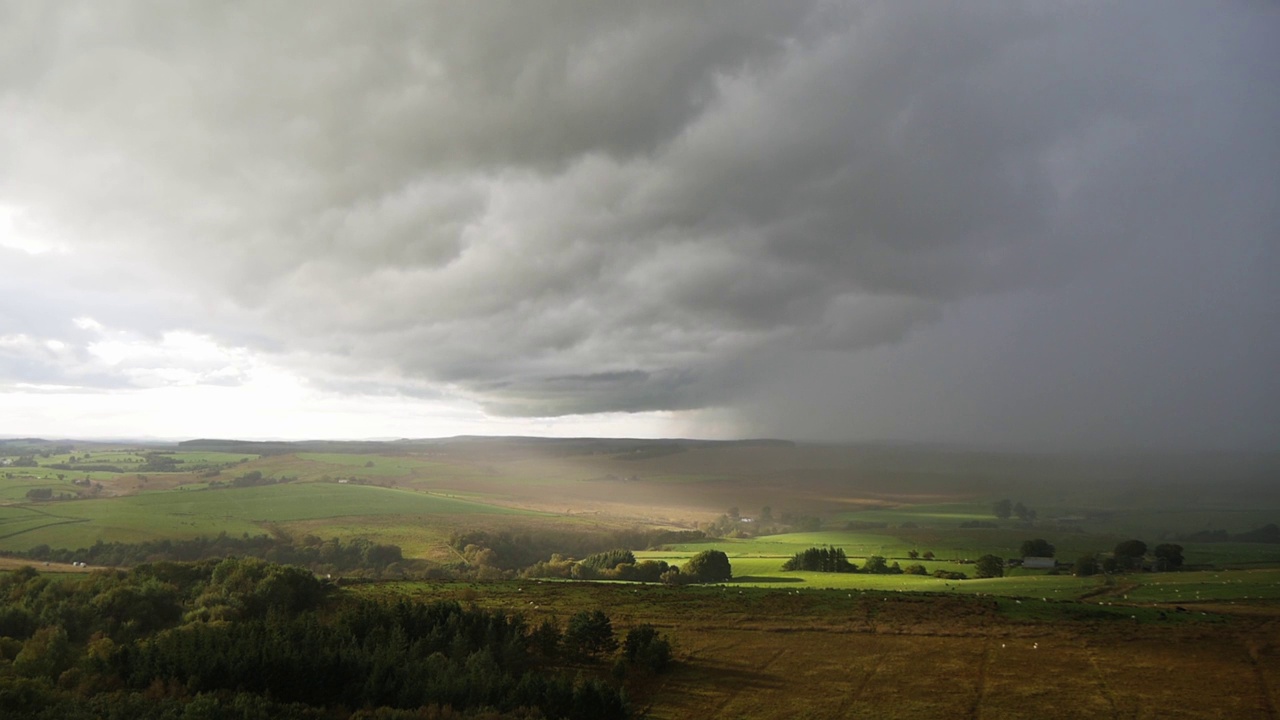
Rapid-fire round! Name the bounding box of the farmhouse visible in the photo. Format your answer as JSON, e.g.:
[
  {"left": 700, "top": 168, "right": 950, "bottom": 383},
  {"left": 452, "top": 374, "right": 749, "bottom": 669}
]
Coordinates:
[{"left": 1021, "top": 556, "right": 1056, "bottom": 570}]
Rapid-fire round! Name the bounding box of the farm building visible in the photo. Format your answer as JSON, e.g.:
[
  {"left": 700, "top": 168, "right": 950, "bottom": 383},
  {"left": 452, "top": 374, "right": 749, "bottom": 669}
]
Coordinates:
[{"left": 1021, "top": 556, "right": 1057, "bottom": 570}]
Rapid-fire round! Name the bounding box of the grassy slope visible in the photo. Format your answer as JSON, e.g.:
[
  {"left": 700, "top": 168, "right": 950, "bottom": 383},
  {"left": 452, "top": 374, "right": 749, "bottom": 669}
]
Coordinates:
[{"left": 0, "top": 482, "right": 534, "bottom": 550}]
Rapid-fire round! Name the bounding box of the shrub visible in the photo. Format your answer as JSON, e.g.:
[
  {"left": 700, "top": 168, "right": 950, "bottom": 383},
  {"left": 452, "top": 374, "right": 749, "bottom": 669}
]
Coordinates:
[
  {"left": 681, "top": 550, "right": 732, "bottom": 583},
  {"left": 974, "top": 555, "right": 1004, "bottom": 578},
  {"left": 781, "top": 546, "right": 856, "bottom": 573},
  {"left": 622, "top": 624, "right": 672, "bottom": 673},
  {"left": 1072, "top": 554, "right": 1100, "bottom": 577},
  {"left": 580, "top": 549, "right": 636, "bottom": 573},
  {"left": 564, "top": 610, "right": 617, "bottom": 658},
  {"left": 528, "top": 617, "right": 561, "bottom": 658},
  {"left": 1019, "top": 539, "right": 1055, "bottom": 558},
  {"left": 1114, "top": 540, "right": 1148, "bottom": 571},
  {"left": 1153, "top": 543, "right": 1184, "bottom": 570},
  {"left": 862, "top": 556, "right": 889, "bottom": 574}
]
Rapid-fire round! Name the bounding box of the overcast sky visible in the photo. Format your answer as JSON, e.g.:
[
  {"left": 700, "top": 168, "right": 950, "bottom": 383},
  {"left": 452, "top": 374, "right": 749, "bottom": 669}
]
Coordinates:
[{"left": 1, "top": 2, "right": 1276, "bottom": 449}]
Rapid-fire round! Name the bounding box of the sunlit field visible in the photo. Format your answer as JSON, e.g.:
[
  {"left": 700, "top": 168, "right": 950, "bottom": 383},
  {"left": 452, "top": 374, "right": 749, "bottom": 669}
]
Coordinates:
[{"left": 0, "top": 479, "right": 534, "bottom": 550}]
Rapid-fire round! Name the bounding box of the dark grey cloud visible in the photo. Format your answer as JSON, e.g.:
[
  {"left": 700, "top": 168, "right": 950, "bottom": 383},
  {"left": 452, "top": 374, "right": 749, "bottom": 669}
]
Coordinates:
[{"left": 1, "top": 1, "right": 1276, "bottom": 449}]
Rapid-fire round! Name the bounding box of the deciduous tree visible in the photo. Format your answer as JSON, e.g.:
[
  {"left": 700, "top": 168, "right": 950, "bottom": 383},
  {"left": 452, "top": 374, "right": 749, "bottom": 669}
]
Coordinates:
[
  {"left": 622, "top": 625, "right": 672, "bottom": 673},
  {"left": 1114, "top": 540, "right": 1148, "bottom": 570},
  {"left": 1153, "top": 543, "right": 1183, "bottom": 570},
  {"left": 1073, "top": 554, "right": 1100, "bottom": 577},
  {"left": 1019, "top": 539, "right": 1055, "bottom": 558},
  {"left": 975, "top": 555, "right": 1004, "bottom": 578},
  {"left": 564, "top": 610, "right": 617, "bottom": 658},
  {"left": 682, "top": 549, "right": 732, "bottom": 582}
]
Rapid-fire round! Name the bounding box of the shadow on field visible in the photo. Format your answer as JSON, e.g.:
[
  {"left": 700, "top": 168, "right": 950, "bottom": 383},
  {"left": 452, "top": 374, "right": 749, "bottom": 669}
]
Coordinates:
[
  {"left": 675, "top": 658, "right": 787, "bottom": 692},
  {"left": 729, "top": 576, "right": 803, "bottom": 584}
]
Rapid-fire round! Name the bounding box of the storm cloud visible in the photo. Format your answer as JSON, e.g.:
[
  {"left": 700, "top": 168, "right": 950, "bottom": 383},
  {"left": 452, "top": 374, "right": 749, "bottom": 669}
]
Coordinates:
[{"left": 1, "top": 2, "right": 1276, "bottom": 448}]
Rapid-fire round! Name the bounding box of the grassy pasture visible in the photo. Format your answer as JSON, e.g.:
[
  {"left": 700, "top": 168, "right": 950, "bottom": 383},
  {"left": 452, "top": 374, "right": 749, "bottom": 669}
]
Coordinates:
[
  {"left": 1098, "top": 507, "right": 1280, "bottom": 539},
  {"left": 0, "top": 474, "right": 85, "bottom": 501},
  {"left": 636, "top": 549, "right": 1108, "bottom": 598},
  {"left": 0, "top": 482, "right": 535, "bottom": 552},
  {"left": 26, "top": 449, "right": 257, "bottom": 469},
  {"left": 1178, "top": 541, "right": 1280, "bottom": 567},
  {"left": 1119, "top": 568, "right": 1280, "bottom": 603},
  {"left": 12, "top": 470, "right": 140, "bottom": 484},
  {"left": 294, "top": 452, "right": 458, "bottom": 478},
  {"left": 837, "top": 501, "right": 1002, "bottom": 525},
  {"left": 638, "top": 534, "right": 1280, "bottom": 603},
  {"left": 0, "top": 505, "right": 89, "bottom": 542},
  {"left": 651, "top": 529, "right": 1118, "bottom": 569},
  {"left": 35, "top": 450, "right": 148, "bottom": 465},
  {"left": 160, "top": 451, "right": 260, "bottom": 465},
  {"left": 833, "top": 522, "right": 1280, "bottom": 568}
]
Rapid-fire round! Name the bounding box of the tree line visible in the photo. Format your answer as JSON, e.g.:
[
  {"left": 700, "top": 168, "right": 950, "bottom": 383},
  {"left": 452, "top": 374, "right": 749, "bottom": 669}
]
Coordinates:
[
  {"left": 991, "top": 499, "right": 1037, "bottom": 523},
  {"left": 10, "top": 533, "right": 404, "bottom": 575},
  {"left": 0, "top": 558, "right": 670, "bottom": 718},
  {"left": 1178, "top": 523, "right": 1279, "bottom": 544},
  {"left": 976, "top": 537, "right": 1189, "bottom": 578},
  {"left": 781, "top": 546, "right": 856, "bottom": 573},
  {"left": 523, "top": 549, "right": 733, "bottom": 585},
  {"left": 448, "top": 528, "right": 707, "bottom": 577},
  {"left": 781, "top": 547, "right": 937, "bottom": 576},
  {"left": 1071, "top": 540, "right": 1184, "bottom": 575}
]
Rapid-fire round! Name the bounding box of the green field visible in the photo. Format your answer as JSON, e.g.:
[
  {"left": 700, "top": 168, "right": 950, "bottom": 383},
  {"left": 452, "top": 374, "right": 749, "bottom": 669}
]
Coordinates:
[
  {"left": 636, "top": 526, "right": 1280, "bottom": 603},
  {"left": 638, "top": 549, "right": 1280, "bottom": 602},
  {"left": 1119, "top": 568, "right": 1280, "bottom": 602},
  {"left": 837, "top": 502, "right": 1002, "bottom": 525},
  {"left": 0, "top": 482, "right": 535, "bottom": 551},
  {"left": 156, "top": 451, "right": 261, "bottom": 465},
  {"left": 0, "top": 505, "right": 89, "bottom": 541},
  {"left": 21, "top": 449, "right": 259, "bottom": 469},
  {"left": 293, "top": 452, "right": 466, "bottom": 478},
  {"left": 651, "top": 528, "right": 1117, "bottom": 567},
  {"left": 0, "top": 475, "right": 83, "bottom": 501}
]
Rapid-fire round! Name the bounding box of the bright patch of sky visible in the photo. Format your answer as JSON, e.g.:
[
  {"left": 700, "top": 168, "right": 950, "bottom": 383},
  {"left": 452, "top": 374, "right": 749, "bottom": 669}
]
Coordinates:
[
  {"left": 0, "top": 203, "right": 69, "bottom": 255},
  {"left": 2, "top": 316, "right": 684, "bottom": 439}
]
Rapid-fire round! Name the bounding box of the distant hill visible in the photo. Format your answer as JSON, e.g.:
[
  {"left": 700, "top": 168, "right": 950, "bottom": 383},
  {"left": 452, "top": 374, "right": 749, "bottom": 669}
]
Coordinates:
[
  {"left": 177, "top": 438, "right": 396, "bottom": 455},
  {"left": 177, "top": 436, "right": 795, "bottom": 458}
]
